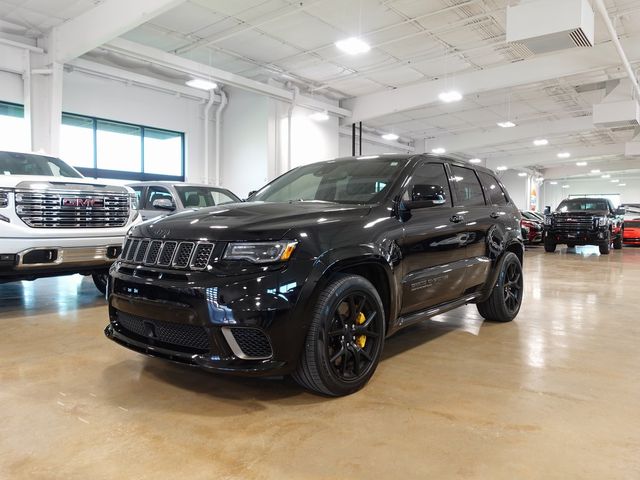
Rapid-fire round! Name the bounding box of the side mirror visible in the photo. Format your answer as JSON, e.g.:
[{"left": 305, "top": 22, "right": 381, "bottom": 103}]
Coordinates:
[
  {"left": 403, "top": 184, "right": 447, "bottom": 210},
  {"left": 152, "top": 198, "right": 175, "bottom": 211},
  {"left": 615, "top": 208, "right": 626, "bottom": 216},
  {"left": 246, "top": 190, "right": 257, "bottom": 201},
  {"left": 544, "top": 206, "right": 551, "bottom": 215}
]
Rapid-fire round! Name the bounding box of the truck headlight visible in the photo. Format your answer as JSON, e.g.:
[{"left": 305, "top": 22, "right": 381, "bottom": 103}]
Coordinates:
[
  {"left": 0, "top": 188, "right": 11, "bottom": 208},
  {"left": 223, "top": 241, "right": 297, "bottom": 264},
  {"left": 544, "top": 216, "right": 552, "bottom": 225},
  {"left": 129, "top": 192, "right": 139, "bottom": 210},
  {"left": 594, "top": 216, "right": 606, "bottom": 227}
]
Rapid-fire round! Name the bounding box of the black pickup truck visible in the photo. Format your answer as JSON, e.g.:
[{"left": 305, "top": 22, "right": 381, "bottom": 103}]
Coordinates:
[{"left": 544, "top": 197, "right": 625, "bottom": 254}]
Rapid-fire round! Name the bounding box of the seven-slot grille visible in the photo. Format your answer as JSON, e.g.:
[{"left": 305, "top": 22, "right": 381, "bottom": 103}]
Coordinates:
[
  {"left": 554, "top": 217, "right": 595, "bottom": 230},
  {"left": 14, "top": 189, "right": 130, "bottom": 228},
  {"left": 120, "top": 238, "right": 214, "bottom": 271}
]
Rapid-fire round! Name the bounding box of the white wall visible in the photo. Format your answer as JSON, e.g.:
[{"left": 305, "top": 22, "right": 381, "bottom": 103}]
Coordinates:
[
  {"left": 541, "top": 177, "right": 640, "bottom": 209},
  {"left": 0, "top": 71, "right": 22, "bottom": 104},
  {"left": 497, "top": 170, "right": 531, "bottom": 211}
]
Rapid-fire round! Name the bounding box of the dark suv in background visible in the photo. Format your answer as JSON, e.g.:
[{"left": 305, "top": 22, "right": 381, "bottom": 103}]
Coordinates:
[
  {"left": 105, "top": 155, "right": 524, "bottom": 396},
  {"left": 544, "top": 197, "right": 625, "bottom": 254}
]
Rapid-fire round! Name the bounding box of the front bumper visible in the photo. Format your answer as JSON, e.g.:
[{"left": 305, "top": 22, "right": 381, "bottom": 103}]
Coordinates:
[
  {"left": 105, "top": 258, "right": 318, "bottom": 376},
  {"left": 545, "top": 227, "right": 609, "bottom": 245}
]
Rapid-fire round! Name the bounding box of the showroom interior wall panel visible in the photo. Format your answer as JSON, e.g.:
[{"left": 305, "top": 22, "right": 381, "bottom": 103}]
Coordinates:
[
  {"left": 498, "top": 170, "right": 530, "bottom": 211},
  {"left": 62, "top": 71, "right": 210, "bottom": 183},
  {"left": 541, "top": 177, "right": 640, "bottom": 209}
]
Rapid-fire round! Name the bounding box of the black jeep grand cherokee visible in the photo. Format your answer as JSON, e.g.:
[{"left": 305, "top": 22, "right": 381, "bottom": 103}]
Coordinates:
[{"left": 106, "top": 155, "right": 524, "bottom": 396}]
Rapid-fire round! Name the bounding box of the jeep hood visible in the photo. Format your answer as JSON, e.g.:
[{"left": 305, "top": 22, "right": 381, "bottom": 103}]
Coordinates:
[{"left": 134, "top": 201, "right": 372, "bottom": 241}]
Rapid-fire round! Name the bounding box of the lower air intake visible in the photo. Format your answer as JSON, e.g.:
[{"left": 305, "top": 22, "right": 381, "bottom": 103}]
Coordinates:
[{"left": 223, "top": 327, "right": 273, "bottom": 360}]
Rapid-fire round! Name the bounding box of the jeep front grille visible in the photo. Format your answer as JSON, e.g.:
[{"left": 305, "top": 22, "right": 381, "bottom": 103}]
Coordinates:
[
  {"left": 15, "top": 189, "right": 130, "bottom": 228},
  {"left": 120, "top": 238, "right": 214, "bottom": 271}
]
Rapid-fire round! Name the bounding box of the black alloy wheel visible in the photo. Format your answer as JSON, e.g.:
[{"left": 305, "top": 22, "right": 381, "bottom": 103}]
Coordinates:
[
  {"left": 502, "top": 261, "right": 523, "bottom": 315},
  {"left": 476, "top": 252, "right": 523, "bottom": 322},
  {"left": 293, "top": 274, "right": 385, "bottom": 396}
]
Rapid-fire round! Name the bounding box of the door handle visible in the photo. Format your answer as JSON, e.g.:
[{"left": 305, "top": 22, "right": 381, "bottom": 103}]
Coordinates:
[
  {"left": 490, "top": 212, "right": 500, "bottom": 219},
  {"left": 450, "top": 215, "right": 464, "bottom": 223}
]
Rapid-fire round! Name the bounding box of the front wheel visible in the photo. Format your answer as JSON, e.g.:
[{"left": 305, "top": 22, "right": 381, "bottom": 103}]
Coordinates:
[
  {"left": 476, "top": 252, "right": 523, "bottom": 323},
  {"left": 92, "top": 271, "right": 109, "bottom": 295},
  {"left": 613, "top": 231, "right": 623, "bottom": 250},
  {"left": 544, "top": 237, "right": 556, "bottom": 253},
  {"left": 599, "top": 231, "right": 611, "bottom": 255},
  {"left": 292, "top": 274, "right": 386, "bottom": 396}
]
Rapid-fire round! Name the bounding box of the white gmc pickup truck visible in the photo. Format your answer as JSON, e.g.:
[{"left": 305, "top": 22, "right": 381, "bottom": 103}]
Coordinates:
[{"left": 0, "top": 151, "right": 141, "bottom": 293}]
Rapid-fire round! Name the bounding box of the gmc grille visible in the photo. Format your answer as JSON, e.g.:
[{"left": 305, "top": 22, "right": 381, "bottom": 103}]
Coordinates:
[
  {"left": 554, "top": 218, "right": 594, "bottom": 230},
  {"left": 120, "top": 238, "right": 214, "bottom": 271},
  {"left": 15, "top": 189, "right": 130, "bottom": 228}
]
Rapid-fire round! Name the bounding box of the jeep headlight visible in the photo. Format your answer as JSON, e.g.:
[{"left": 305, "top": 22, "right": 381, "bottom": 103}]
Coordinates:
[
  {"left": 0, "top": 188, "right": 11, "bottom": 208},
  {"left": 223, "top": 241, "right": 297, "bottom": 264}
]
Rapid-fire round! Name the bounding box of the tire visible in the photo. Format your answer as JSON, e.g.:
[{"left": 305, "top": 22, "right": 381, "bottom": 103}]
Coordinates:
[
  {"left": 599, "top": 231, "right": 611, "bottom": 255},
  {"left": 292, "top": 274, "right": 386, "bottom": 396},
  {"left": 544, "top": 237, "right": 556, "bottom": 253},
  {"left": 613, "top": 231, "right": 623, "bottom": 250},
  {"left": 92, "top": 271, "right": 109, "bottom": 295},
  {"left": 567, "top": 243, "right": 575, "bottom": 248},
  {"left": 476, "top": 252, "right": 523, "bottom": 323}
]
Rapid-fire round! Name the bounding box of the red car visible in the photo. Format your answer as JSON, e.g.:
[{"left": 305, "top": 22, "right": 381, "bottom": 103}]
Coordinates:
[
  {"left": 623, "top": 218, "right": 640, "bottom": 245},
  {"left": 520, "top": 213, "right": 543, "bottom": 244}
]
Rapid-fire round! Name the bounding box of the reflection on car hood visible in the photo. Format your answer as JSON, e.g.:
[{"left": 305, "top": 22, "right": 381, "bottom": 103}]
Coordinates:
[{"left": 134, "top": 201, "right": 372, "bottom": 241}]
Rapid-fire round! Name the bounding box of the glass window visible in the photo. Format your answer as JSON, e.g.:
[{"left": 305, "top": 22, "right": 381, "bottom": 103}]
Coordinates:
[
  {"left": 477, "top": 171, "right": 508, "bottom": 206},
  {"left": 144, "top": 128, "right": 183, "bottom": 176},
  {"left": 60, "top": 114, "right": 94, "bottom": 168},
  {"left": 557, "top": 198, "right": 610, "bottom": 212},
  {"left": 145, "top": 186, "right": 174, "bottom": 209},
  {"left": 175, "top": 186, "right": 240, "bottom": 208},
  {"left": 0, "top": 103, "right": 28, "bottom": 152},
  {"left": 403, "top": 162, "right": 451, "bottom": 207},
  {"left": 130, "top": 186, "right": 145, "bottom": 207},
  {"left": 451, "top": 166, "right": 485, "bottom": 206},
  {"left": 96, "top": 120, "right": 142, "bottom": 172}
]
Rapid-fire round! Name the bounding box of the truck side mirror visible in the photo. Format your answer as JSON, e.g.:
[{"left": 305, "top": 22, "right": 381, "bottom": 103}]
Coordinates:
[
  {"left": 544, "top": 206, "right": 551, "bottom": 215},
  {"left": 615, "top": 208, "right": 626, "bottom": 216},
  {"left": 152, "top": 198, "right": 175, "bottom": 211}
]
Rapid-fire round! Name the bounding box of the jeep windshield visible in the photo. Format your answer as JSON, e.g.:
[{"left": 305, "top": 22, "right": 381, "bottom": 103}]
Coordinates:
[
  {"left": 556, "top": 199, "right": 609, "bottom": 212},
  {"left": 250, "top": 157, "right": 407, "bottom": 205},
  {"left": 0, "top": 151, "right": 82, "bottom": 178}
]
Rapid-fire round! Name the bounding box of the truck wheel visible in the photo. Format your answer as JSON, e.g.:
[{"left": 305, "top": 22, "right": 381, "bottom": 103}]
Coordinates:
[
  {"left": 92, "top": 271, "right": 109, "bottom": 295},
  {"left": 544, "top": 237, "right": 556, "bottom": 253},
  {"left": 613, "top": 232, "right": 623, "bottom": 250},
  {"left": 567, "top": 243, "right": 575, "bottom": 248},
  {"left": 292, "top": 274, "right": 385, "bottom": 396},
  {"left": 599, "top": 232, "right": 611, "bottom": 255},
  {"left": 476, "top": 252, "right": 523, "bottom": 323}
]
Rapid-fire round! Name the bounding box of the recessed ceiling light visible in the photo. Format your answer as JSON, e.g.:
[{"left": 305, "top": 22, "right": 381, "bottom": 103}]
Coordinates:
[
  {"left": 518, "top": 172, "right": 527, "bottom": 177},
  {"left": 576, "top": 161, "right": 587, "bottom": 166},
  {"left": 619, "top": 183, "right": 627, "bottom": 186},
  {"left": 590, "top": 169, "right": 601, "bottom": 174},
  {"left": 381, "top": 133, "right": 399, "bottom": 141},
  {"left": 533, "top": 139, "right": 548, "bottom": 146},
  {"left": 497, "top": 121, "right": 516, "bottom": 128},
  {"left": 309, "top": 111, "right": 329, "bottom": 121},
  {"left": 186, "top": 78, "right": 218, "bottom": 90},
  {"left": 496, "top": 166, "right": 508, "bottom": 171},
  {"left": 557, "top": 152, "right": 571, "bottom": 159},
  {"left": 431, "top": 147, "right": 446, "bottom": 154},
  {"left": 550, "top": 181, "right": 558, "bottom": 185},
  {"left": 601, "top": 174, "right": 611, "bottom": 178},
  {"left": 562, "top": 184, "right": 570, "bottom": 188},
  {"left": 611, "top": 179, "right": 619, "bottom": 183},
  {"left": 438, "top": 90, "right": 463, "bottom": 103},
  {"left": 469, "top": 158, "right": 482, "bottom": 164},
  {"left": 335, "top": 37, "right": 371, "bottom": 55}
]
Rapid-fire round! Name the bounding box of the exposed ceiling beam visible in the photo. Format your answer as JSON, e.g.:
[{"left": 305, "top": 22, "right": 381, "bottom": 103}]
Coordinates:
[
  {"left": 484, "top": 144, "right": 626, "bottom": 169},
  {"left": 341, "top": 35, "right": 640, "bottom": 124},
  {"left": 428, "top": 116, "right": 595, "bottom": 153},
  {"left": 52, "top": 0, "right": 187, "bottom": 64},
  {"left": 102, "top": 38, "right": 352, "bottom": 118}
]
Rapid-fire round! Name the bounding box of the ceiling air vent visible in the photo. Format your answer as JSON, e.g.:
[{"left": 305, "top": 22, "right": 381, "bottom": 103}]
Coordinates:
[{"left": 506, "top": 0, "right": 594, "bottom": 54}]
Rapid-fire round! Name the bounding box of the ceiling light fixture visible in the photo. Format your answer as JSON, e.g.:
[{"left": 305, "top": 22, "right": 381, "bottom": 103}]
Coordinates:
[
  {"left": 533, "top": 138, "right": 549, "bottom": 146},
  {"left": 619, "top": 183, "right": 627, "bottom": 187},
  {"left": 611, "top": 179, "right": 620, "bottom": 183},
  {"left": 601, "top": 174, "right": 611, "bottom": 178},
  {"left": 576, "top": 161, "right": 587, "bottom": 166},
  {"left": 186, "top": 78, "right": 218, "bottom": 90},
  {"left": 335, "top": 37, "right": 371, "bottom": 55},
  {"left": 590, "top": 169, "right": 601, "bottom": 174},
  {"left": 557, "top": 152, "right": 571, "bottom": 159},
  {"left": 550, "top": 181, "right": 558, "bottom": 185},
  {"left": 381, "top": 133, "right": 399, "bottom": 141},
  {"left": 469, "top": 158, "right": 482, "bottom": 164},
  {"left": 518, "top": 172, "right": 527, "bottom": 177},
  {"left": 496, "top": 166, "right": 508, "bottom": 171},
  {"left": 431, "top": 147, "right": 446, "bottom": 154},
  {"left": 438, "top": 90, "right": 463, "bottom": 103},
  {"left": 309, "top": 111, "right": 330, "bottom": 121},
  {"left": 497, "top": 121, "right": 516, "bottom": 128},
  {"left": 562, "top": 184, "right": 570, "bottom": 188}
]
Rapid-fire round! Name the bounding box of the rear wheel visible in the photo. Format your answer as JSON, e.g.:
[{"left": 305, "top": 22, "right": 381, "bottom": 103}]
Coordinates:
[
  {"left": 477, "top": 252, "right": 523, "bottom": 323},
  {"left": 92, "top": 271, "right": 109, "bottom": 295},
  {"left": 544, "top": 236, "right": 556, "bottom": 253},
  {"left": 292, "top": 275, "right": 385, "bottom": 396}
]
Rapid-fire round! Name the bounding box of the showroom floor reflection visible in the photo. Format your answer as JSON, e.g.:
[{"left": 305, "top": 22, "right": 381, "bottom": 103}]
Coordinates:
[{"left": 1, "top": 246, "right": 639, "bottom": 479}]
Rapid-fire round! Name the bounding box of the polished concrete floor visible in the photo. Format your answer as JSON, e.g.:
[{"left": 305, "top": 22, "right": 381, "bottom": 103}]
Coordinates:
[{"left": 1, "top": 246, "right": 639, "bottom": 479}]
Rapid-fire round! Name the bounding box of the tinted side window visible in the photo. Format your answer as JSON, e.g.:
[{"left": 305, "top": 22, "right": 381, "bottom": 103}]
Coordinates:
[
  {"left": 145, "top": 186, "right": 174, "bottom": 208},
  {"left": 403, "top": 162, "right": 452, "bottom": 207},
  {"left": 477, "top": 171, "right": 508, "bottom": 206},
  {"left": 450, "top": 166, "right": 485, "bottom": 206}
]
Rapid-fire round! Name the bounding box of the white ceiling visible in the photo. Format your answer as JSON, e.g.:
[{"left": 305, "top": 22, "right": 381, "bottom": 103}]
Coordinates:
[{"left": 2, "top": 0, "right": 640, "bottom": 180}]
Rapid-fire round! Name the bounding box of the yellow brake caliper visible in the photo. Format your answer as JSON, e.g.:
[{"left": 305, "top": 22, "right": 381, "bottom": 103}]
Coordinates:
[{"left": 356, "top": 312, "right": 367, "bottom": 348}]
